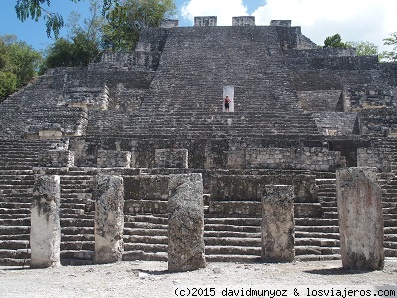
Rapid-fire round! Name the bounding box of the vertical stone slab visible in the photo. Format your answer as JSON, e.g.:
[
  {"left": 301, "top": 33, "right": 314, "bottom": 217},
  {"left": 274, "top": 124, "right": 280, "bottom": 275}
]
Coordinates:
[
  {"left": 336, "top": 167, "right": 384, "bottom": 270},
  {"left": 30, "top": 175, "right": 61, "bottom": 268},
  {"left": 94, "top": 175, "right": 124, "bottom": 264},
  {"left": 262, "top": 185, "right": 295, "bottom": 262},
  {"left": 168, "top": 173, "right": 206, "bottom": 272}
]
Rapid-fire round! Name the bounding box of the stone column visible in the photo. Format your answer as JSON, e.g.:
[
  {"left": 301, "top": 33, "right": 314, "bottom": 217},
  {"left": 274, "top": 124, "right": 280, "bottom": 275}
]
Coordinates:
[
  {"left": 168, "top": 173, "right": 206, "bottom": 272},
  {"left": 336, "top": 167, "right": 384, "bottom": 270},
  {"left": 30, "top": 175, "right": 61, "bottom": 268},
  {"left": 94, "top": 175, "right": 124, "bottom": 264},
  {"left": 262, "top": 185, "right": 295, "bottom": 262}
]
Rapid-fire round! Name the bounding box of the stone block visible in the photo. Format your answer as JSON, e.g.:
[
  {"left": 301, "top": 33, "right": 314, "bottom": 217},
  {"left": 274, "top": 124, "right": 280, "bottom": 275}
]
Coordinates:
[
  {"left": 194, "top": 16, "right": 217, "bottom": 27},
  {"left": 97, "top": 149, "right": 132, "bottom": 168},
  {"left": 262, "top": 185, "right": 295, "bottom": 262},
  {"left": 38, "top": 149, "right": 74, "bottom": 168},
  {"left": 270, "top": 20, "right": 291, "bottom": 27},
  {"left": 30, "top": 175, "right": 61, "bottom": 268},
  {"left": 168, "top": 173, "right": 206, "bottom": 272},
  {"left": 232, "top": 16, "right": 255, "bottom": 26},
  {"left": 336, "top": 167, "right": 384, "bottom": 270},
  {"left": 160, "top": 19, "right": 179, "bottom": 28},
  {"left": 154, "top": 149, "right": 188, "bottom": 168},
  {"left": 94, "top": 175, "right": 124, "bottom": 264}
]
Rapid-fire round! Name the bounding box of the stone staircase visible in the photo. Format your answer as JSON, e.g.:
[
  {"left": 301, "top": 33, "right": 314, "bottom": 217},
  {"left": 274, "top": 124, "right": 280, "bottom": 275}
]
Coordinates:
[
  {"left": 85, "top": 26, "right": 321, "bottom": 139},
  {"left": 0, "top": 139, "right": 63, "bottom": 266},
  {"left": 59, "top": 170, "right": 95, "bottom": 265}
]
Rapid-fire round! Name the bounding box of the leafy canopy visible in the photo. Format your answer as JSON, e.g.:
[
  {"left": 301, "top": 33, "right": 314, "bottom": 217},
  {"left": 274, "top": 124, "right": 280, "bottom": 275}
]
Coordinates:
[
  {"left": 102, "top": 0, "right": 176, "bottom": 51},
  {"left": 382, "top": 32, "right": 397, "bottom": 62},
  {"left": 40, "top": 0, "right": 104, "bottom": 72},
  {"left": 323, "top": 34, "right": 349, "bottom": 49},
  {"left": 0, "top": 35, "right": 42, "bottom": 101},
  {"left": 345, "top": 41, "right": 380, "bottom": 57}
]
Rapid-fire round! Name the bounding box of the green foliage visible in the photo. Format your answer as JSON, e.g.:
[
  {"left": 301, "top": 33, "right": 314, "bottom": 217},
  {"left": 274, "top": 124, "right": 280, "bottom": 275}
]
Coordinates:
[
  {"left": 345, "top": 41, "right": 380, "bottom": 57},
  {"left": 40, "top": 0, "right": 104, "bottom": 72},
  {"left": 15, "top": 0, "right": 81, "bottom": 38},
  {"left": 382, "top": 32, "right": 397, "bottom": 62},
  {"left": 323, "top": 34, "right": 350, "bottom": 49},
  {"left": 0, "top": 71, "right": 18, "bottom": 100},
  {"left": 0, "top": 35, "right": 42, "bottom": 102},
  {"left": 102, "top": 0, "right": 176, "bottom": 51}
]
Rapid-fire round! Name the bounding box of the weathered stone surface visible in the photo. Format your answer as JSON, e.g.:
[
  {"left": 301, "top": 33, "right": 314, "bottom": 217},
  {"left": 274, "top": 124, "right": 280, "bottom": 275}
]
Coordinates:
[
  {"left": 38, "top": 149, "right": 75, "bottom": 168},
  {"left": 262, "top": 185, "right": 295, "bottom": 262},
  {"left": 154, "top": 149, "right": 188, "bottom": 168},
  {"left": 94, "top": 175, "right": 124, "bottom": 264},
  {"left": 97, "top": 150, "right": 131, "bottom": 168},
  {"left": 30, "top": 175, "right": 61, "bottom": 268},
  {"left": 232, "top": 16, "right": 255, "bottom": 26},
  {"left": 336, "top": 167, "right": 384, "bottom": 270},
  {"left": 194, "top": 16, "right": 217, "bottom": 26},
  {"left": 168, "top": 173, "right": 206, "bottom": 272}
]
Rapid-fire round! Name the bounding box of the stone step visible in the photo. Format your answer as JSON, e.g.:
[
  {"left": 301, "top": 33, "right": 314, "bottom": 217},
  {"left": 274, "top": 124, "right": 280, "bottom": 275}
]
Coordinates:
[
  {"left": 205, "top": 245, "right": 261, "bottom": 256},
  {"left": 204, "top": 236, "right": 260, "bottom": 247},
  {"left": 0, "top": 248, "right": 30, "bottom": 258},
  {"left": 204, "top": 230, "right": 261, "bottom": 238},
  {"left": 205, "top": 223, "right": 260, "bottom": 233},
  {"left": 0, "top": 234, "right": 29, "bottom": 241},
  {"left": 62, "top": 234, "right": 95, "bottom": 242},
  {"left": 61, "top": 226, "right": 94, "bottom": 235},
  {"left": 295, "top": 231, "right": 340, "bottom": 240},
  {"left": 0, "top": 225, "right": 30, "bottom": 235},
  {"left": 123, "top": 235, "right": 168, "bottom": 244},
  {"left": 0, "top": 240, "right": 29, "bottom": 250},
  {"left": 123, "top": 243, "right": 167, "bottom": 253},
  {"left": 295, "top": 238, "right": 339, "bottom": 247},
  {"left": 295, "top": 218, "right": 338, "bottom": 226},
  {"left": 0, "top": 218, "right": 30, "bottom": 226},
  {"left": 295, "top": 254, "right": 341, "bottom": 261},
  {"left": 295, "top": 225, "right": 339, "bottom": 233},
  {"left": 60, "top": 250, "right": 94, "bottom": 261},
  {"left": 125, "top": 214, "right": 168, "bottom": 225},
  {"left": 204, "top": 217, "right": 260, "bottom": 226},
  {"left": 385, "top": 249, "right": 397, "bottom": 257},
  {"left": 0, "top": 255, "right": 31, "bottom": 266},
  {"left": 61, "top": 241, "right": 94, "bottom": 251},
  {"left": 124, "top": 221, "right": 168, "bottom": 230},
  {"left": 205, "top": 254, "right": 261, "bottom": 262},
  {"left": 295, "top": 245, "right": 340, "bottom": 256},
  {"left": 122, "top": 250, "right": 167, "bottom": 261},
  {"left": 124, "top": 228, "right": 167, "bottom": 236}
]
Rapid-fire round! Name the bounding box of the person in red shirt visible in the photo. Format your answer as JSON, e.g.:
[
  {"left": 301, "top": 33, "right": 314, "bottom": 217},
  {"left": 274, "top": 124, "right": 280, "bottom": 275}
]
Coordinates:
[{"left": 224, "top": 95, "right": 231, "bottom": 112}]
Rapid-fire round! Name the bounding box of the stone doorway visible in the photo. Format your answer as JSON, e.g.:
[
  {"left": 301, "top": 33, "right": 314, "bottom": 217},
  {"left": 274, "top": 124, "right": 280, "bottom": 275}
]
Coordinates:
[{"left": 223, "top": 85, "right": 234, "bottom": 112}]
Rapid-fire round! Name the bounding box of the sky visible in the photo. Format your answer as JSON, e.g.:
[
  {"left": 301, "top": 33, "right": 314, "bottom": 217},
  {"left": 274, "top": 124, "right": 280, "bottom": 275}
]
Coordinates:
[{"left": 0, "top": 0, "right": 396, "bottom": 53}]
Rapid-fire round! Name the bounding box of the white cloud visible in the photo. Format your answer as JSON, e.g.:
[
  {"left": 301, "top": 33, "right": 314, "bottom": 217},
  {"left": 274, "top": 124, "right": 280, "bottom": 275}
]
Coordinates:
[
  {"left": 252, "top": 0, "right": 397, "bottom": 51},
  {"left": 181, "top": 0, "right": 248, "bottom": 26}
]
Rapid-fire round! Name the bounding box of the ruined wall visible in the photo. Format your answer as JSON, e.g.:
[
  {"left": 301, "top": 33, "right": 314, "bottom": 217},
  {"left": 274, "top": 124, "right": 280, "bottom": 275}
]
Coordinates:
[
  {"left": 243, "top": 147, "right": 344, "bottom": 171},
  {"left": 357, "top": 148, "right": 391, "bottom": 172},
  {"left": 312, "top": 112, "right": 358, "bottom": 136},
  {"left": 68, "top": 137, "right": 341, "bottom": 172}
]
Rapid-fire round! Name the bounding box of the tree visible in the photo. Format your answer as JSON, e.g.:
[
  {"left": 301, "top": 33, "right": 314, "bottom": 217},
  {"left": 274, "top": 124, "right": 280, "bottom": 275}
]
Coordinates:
[
  {"left": 345, "top": 41, "right": 380, "bottom": 57},
  {"left": 323, "top": 34, "right": 350, "bottom": 49},
  {"left": 382, "top": 32, "right": 397, "bottom": 62},
  {"left": 0, "top": 35, "right": 42, "bottom": 102},
  {"left": 40, "top": 0, "right": 104, "bottom": 72},
  {"left": 102, "top": 0, "right": 176, "bottom": 51}
]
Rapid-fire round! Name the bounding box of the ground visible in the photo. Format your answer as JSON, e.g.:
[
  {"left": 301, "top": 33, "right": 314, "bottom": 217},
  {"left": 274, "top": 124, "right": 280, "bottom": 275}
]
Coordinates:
[{"left": 1, "top": 259, "right": 397, "bottom": 297}]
